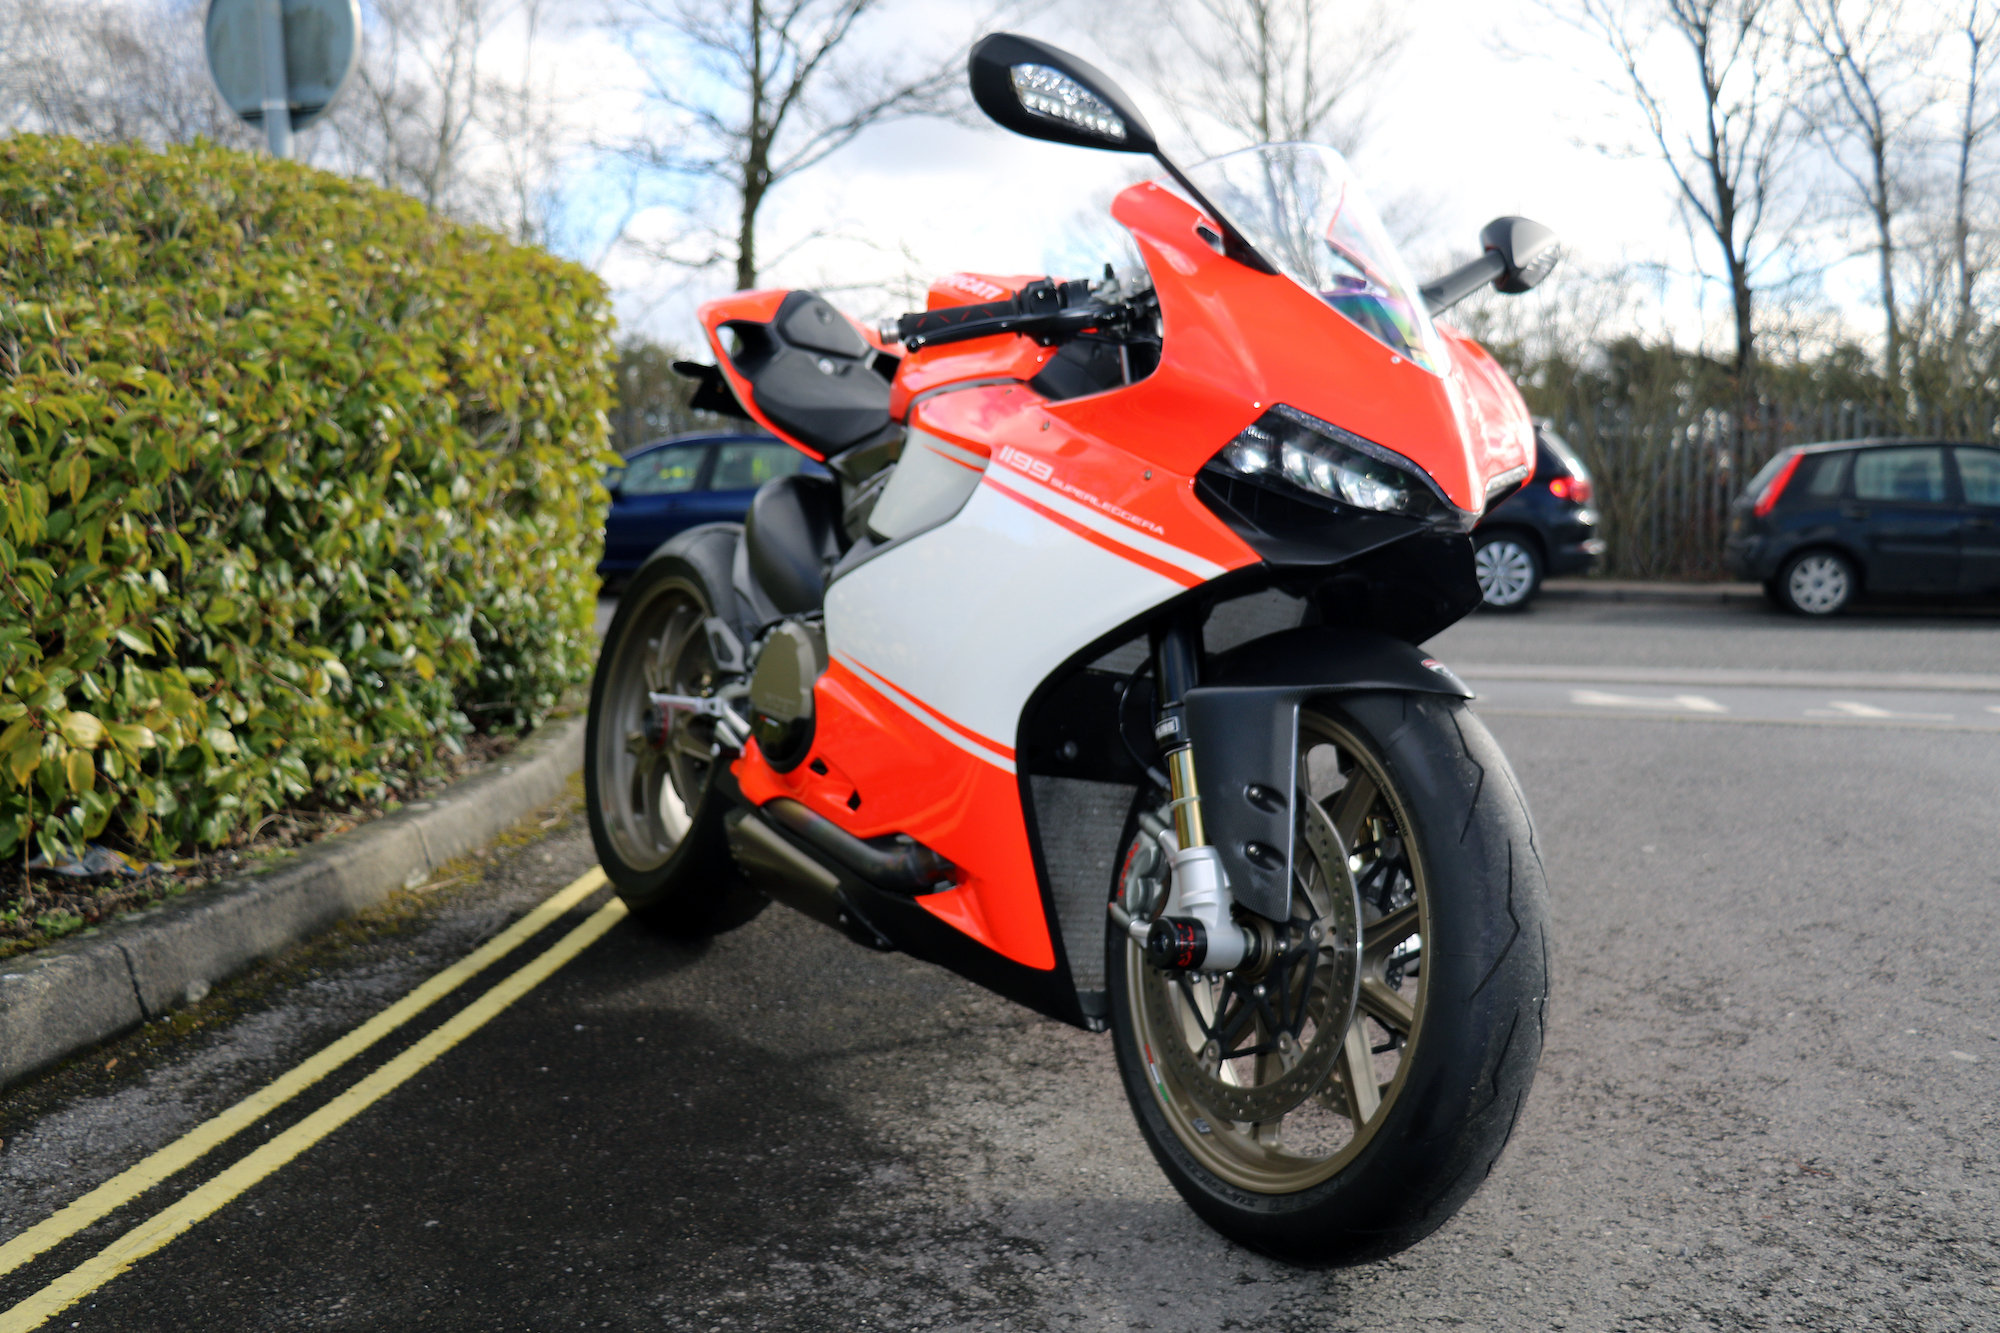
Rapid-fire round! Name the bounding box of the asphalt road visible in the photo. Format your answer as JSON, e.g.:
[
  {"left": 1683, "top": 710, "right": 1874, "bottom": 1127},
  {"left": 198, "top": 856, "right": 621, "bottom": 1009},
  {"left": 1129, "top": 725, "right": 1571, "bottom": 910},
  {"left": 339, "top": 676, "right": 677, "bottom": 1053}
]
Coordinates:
[{"left": 3, "top": 595, "right": 1998, "bottom": 1331}]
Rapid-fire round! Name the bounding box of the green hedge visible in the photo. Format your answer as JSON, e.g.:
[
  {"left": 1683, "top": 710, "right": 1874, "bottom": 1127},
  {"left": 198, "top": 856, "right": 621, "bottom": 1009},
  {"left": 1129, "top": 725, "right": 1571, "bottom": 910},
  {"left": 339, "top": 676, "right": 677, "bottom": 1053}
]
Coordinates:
[{"left": 0, "top": 135, "right": 615, "bottom": 860}]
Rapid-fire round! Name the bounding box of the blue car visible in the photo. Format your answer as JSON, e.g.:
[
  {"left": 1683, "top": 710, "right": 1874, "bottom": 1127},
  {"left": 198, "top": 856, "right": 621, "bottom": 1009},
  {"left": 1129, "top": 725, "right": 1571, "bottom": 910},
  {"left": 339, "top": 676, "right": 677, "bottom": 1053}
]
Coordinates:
[{"left": 598, "top": 431, "right": 831, "bottom": 582}]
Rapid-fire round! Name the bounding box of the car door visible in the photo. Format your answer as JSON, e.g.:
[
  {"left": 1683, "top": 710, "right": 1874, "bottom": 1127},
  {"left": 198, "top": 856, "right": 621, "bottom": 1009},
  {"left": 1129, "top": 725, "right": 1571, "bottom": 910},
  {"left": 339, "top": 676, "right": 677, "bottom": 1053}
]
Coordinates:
[
  {"left": 602, "top": 442, "right": 713, "bottom": 572},
  {"left": 1840, "top": 445, "right": 1959, "bottom": 594},
  {"left": 1953, "top": 446, "right": 2000, "bottom": 593},
  {"left": 685, "top": 438, "right": 814, "bottom": 526}
]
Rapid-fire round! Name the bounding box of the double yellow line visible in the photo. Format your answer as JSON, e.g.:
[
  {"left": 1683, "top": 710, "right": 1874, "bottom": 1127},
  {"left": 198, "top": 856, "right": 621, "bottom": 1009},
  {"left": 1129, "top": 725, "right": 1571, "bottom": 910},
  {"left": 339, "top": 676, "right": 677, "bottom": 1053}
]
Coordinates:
[{"left": 0, "top": 867, "right": 624, "bottom": 1331}]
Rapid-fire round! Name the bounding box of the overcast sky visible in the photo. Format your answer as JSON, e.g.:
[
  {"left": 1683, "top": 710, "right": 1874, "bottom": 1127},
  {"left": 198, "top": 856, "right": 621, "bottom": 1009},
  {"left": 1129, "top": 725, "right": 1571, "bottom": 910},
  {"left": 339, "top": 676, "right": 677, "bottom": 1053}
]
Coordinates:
[{"left": 554, "top": 0, "right": 1857, "bottom": 354}]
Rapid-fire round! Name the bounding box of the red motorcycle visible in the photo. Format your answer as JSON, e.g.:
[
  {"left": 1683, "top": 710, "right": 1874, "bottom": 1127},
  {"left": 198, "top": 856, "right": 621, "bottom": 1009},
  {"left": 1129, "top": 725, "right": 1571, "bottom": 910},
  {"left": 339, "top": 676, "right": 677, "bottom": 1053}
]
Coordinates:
[{"left": 587, "top": 33, "right": 1553, "bottom": 1263}]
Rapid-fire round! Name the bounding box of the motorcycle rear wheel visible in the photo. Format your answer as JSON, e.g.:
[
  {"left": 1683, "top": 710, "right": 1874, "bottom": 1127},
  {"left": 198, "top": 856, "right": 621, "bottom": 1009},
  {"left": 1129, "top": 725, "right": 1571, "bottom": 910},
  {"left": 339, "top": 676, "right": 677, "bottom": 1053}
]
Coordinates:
[
  {"left": 1107, "top": 692, "right": 1547, "bottom": 1265},
  {"left": 584, "top": 544, "right": 766, "bottom": 938}
]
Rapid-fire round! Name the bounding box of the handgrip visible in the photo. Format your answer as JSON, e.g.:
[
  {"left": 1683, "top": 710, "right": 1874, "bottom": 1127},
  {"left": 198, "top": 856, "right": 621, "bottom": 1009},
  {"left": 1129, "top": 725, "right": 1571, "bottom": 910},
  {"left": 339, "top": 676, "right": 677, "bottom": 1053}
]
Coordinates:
[{"left": 895, "top": 296, "right": 1025, "bottom": 344}]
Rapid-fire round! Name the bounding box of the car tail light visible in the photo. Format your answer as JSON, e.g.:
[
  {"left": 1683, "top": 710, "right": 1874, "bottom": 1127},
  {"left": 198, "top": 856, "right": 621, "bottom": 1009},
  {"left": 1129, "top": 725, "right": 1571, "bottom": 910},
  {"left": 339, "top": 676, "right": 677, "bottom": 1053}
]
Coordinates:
[
  {"left": 1548, "top": 475, "right": 1593, "bottom": 504},
  {"left": 1752, "top": 453, "right": 1802, "bottom": 517}
]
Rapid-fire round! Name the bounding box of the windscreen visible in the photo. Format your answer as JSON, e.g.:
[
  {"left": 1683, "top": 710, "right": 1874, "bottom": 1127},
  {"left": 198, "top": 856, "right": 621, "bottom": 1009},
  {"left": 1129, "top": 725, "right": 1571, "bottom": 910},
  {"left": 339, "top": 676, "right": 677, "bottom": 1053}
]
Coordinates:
[{"left": 1181, "top": 143, "right": 1448, "bottom": 376}]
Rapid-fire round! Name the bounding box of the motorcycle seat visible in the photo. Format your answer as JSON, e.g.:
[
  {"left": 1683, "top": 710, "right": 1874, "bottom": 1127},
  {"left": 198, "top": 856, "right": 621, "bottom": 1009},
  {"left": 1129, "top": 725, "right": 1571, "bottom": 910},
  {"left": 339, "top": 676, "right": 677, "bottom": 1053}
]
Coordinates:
[{"left": 720, "top": 291, "right": 897, "bottom": 458}]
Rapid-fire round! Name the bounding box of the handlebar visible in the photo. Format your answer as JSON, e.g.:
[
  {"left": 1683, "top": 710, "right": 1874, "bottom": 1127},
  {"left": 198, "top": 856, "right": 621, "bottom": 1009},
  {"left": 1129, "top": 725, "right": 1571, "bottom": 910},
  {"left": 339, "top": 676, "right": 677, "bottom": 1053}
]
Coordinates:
[{"left": 895, "top": 277, "right": 1104, "bottom": 350}]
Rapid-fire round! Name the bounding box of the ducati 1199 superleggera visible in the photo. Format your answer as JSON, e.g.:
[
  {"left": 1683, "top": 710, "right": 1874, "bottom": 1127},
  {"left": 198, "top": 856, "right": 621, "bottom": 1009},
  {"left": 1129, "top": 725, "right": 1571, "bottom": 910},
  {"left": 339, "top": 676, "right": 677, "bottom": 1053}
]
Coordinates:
[{"left": 586, "top": 33, "right": 1554, "bottom": 1264}]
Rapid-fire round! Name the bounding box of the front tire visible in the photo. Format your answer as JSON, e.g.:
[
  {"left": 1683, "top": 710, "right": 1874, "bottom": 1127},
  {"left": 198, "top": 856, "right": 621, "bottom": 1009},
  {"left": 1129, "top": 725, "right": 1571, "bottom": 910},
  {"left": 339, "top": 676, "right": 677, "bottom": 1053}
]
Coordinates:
[
  {"left": 1107, "top": 693, "right": 1548, "bottom": 1265},
  {"left": 585, "top": 541, "right": 766, "bottom": 938}
]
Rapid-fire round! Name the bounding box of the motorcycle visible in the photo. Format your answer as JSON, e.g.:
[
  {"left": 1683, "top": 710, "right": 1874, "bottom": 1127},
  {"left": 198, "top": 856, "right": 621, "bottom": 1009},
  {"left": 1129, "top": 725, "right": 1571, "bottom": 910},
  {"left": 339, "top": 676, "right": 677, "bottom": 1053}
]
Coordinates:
[{"left": 586, "top": 32, "right": 1552, "bottom": 1264}]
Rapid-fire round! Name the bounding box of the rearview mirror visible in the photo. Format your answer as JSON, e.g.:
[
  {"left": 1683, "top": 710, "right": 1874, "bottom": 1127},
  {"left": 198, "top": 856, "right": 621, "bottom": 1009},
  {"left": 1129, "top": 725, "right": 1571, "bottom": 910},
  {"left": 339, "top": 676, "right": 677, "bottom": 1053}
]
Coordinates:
[
  {"left": 969, "top": 33, "right": 1157, "bottom": 155},
  {"left": 1482, "top": 217, "right": 1559, "bottom": 293},
  {"left": 1419, "top": 216, "right": 1561, "bottom": 315}
]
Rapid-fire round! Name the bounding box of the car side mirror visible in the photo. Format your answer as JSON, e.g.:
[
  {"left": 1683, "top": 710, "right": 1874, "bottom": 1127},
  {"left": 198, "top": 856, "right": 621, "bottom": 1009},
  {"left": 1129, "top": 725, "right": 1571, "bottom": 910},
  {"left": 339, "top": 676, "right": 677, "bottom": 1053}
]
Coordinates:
[
  {"left": 1420, "top": 216, "right": 1561, "bottom": 315},
  {"left": 969, "top": 33, "right": 1158, "bottom": 155}
]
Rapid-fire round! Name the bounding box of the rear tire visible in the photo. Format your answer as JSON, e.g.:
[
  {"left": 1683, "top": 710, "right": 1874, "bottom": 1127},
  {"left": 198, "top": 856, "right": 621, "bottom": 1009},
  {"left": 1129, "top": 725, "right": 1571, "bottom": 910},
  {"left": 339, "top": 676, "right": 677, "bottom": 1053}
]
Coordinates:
[
  {"left": 585, "top": 538, "right": 766, "bottom": 939},
  {"left": 1107, "top": 692, "right": 1548, "bottom": 1265},
  {"left": 1473, "top": 532, "right": 1542, "bottom": 609},
  {"left": 1775, "top": 549, "right": 1856, "bottom": 616}
]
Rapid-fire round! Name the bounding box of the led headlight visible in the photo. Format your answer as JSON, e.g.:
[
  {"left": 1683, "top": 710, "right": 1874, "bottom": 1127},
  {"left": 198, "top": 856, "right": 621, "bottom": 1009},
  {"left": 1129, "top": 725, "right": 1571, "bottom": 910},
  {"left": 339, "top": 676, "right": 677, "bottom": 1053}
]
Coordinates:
[{"left": 1210, "top": 405, "right": 1475, "bottom": 531}]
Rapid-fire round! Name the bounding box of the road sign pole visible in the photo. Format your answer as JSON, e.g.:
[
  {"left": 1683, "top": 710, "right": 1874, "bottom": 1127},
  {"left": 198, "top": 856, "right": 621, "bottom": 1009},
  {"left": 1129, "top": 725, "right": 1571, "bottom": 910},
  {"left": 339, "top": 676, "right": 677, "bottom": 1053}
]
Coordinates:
[{"left": 257, "top": 0, "right": 293, "bottom": 159}]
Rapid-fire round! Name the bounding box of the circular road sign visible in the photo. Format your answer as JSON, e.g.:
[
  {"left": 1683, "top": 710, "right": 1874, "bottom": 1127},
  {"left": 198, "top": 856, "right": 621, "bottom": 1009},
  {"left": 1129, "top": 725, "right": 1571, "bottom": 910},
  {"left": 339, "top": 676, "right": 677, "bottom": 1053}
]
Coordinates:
[{"left": 205, "top": 0, "right": 361, "bottom": 133}]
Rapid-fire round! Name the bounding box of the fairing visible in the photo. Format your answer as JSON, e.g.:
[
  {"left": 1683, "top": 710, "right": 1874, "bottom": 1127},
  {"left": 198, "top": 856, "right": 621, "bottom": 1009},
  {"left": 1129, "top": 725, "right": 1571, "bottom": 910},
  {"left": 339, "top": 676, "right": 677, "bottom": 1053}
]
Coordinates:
[{"left": 703, "top": 159, "right": 1537, "bottom": 1015}]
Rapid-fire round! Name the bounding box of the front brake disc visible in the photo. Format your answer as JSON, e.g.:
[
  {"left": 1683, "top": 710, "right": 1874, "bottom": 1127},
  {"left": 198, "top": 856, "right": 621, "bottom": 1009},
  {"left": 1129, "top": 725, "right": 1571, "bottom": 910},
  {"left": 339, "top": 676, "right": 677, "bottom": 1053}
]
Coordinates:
[{"left": 1140, "top": 799, "right": 1361, "bottom": 1124}]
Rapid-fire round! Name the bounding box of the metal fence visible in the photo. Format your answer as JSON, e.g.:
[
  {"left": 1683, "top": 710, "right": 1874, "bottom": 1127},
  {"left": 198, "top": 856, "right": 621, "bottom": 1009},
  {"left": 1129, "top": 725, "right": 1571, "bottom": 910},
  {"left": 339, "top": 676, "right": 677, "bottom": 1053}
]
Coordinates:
[{"left": 1545, "top": 400, "right": 1979, "bottom": 580}]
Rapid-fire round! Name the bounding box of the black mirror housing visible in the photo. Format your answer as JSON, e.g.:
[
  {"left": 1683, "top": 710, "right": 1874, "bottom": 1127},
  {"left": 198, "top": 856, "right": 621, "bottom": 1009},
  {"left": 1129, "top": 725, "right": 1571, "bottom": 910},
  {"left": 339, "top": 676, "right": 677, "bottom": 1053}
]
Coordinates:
[
  {"left": 969, "top": 33, "right": 1157, "bottom": 155},
  {"left": 1479, "top": 216, "right": 1559, "bottom": 294}
]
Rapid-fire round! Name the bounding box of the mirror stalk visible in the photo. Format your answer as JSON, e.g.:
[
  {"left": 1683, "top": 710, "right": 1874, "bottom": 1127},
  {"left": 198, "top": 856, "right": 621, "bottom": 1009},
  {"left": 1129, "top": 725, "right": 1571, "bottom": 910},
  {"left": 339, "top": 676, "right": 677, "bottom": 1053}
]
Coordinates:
[
  {"left": 1420, "top": 252, "right": 1507, "bottom": 316},
  {"left": 970, "top": 33, "right": 1278, "bottom": 275},
  {"left": 1150, "top": 157, "right": 1277, "bottom": 275}
]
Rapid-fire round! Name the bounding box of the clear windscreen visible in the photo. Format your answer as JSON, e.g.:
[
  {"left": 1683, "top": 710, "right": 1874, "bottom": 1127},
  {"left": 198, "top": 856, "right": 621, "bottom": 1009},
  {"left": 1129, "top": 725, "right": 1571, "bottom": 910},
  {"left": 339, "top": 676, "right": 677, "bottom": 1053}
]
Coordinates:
[{"left": 1181, "top": 143, "right": 1449, "bottom": 376}]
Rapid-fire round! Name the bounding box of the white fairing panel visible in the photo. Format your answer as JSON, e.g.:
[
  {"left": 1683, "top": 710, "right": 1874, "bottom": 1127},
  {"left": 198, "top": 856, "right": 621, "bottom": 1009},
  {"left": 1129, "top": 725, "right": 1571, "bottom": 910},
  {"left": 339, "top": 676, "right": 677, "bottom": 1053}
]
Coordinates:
[
  {"left": 826, "top": 479, "right": 1187, "bottom": 762},
  {"left": 866, "top": 429, "right": 988, "bottom": 541}
]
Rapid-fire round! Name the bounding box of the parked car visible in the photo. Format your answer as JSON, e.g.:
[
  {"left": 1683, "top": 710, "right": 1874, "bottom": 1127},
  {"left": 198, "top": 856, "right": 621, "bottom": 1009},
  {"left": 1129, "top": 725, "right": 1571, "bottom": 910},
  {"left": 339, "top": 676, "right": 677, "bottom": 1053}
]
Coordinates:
[
  {"left": 1727, "top": 437, "right": 2000, "bottom": 615},
  {"left": 599, "top": 432, "right": 832, "bottom": 583},
  {"left": 1471, "top": 421, "right": 1604, "bottom": 608}
]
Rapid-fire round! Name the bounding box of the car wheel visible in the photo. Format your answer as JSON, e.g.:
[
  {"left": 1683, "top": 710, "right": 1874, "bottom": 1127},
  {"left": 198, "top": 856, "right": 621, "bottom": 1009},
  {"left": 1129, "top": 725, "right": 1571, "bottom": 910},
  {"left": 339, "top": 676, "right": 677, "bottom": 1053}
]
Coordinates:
[
  {"left": 1776, "top": 549, "right": 1856, "bottom": 616},
  {"left": 1473, "top": 533, "right": 1542, "bottom": 609}
]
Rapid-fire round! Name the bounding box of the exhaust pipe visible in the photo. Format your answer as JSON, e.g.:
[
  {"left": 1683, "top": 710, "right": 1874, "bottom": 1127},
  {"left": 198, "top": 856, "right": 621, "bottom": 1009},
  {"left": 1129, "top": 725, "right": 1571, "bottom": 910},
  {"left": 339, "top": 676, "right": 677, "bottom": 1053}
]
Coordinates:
[{"left": 759, "top": 799, "right": 955, "bottom": 893}]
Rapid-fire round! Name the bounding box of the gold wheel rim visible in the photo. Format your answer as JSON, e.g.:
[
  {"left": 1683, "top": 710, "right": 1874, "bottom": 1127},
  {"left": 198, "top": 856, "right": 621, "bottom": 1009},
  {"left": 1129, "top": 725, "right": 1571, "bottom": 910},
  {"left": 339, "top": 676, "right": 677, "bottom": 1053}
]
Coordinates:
[{"left": 1123, "top": 708, "right": 1431, "bottom": 1194}]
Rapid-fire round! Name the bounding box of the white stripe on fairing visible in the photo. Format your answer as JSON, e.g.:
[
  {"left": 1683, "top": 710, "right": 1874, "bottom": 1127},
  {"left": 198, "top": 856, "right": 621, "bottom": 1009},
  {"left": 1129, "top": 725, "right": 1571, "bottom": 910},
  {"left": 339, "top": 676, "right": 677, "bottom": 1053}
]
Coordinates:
[
  {"left": 835, "top": 653, "right": 1017, "bottom": 774},
  {"left": 825, "top": 482, "right": 1188, "bottom": 750},
  {"left": 982, "top": 463, "right": 1227, "bottom": 580}
]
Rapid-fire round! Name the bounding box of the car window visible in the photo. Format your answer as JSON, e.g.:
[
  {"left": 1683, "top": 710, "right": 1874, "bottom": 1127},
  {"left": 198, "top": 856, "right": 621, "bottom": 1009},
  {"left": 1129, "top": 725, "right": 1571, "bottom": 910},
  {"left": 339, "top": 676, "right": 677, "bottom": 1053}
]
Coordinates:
[
  {"left": 1956, "top": 447, "right": 2000, "bottom": 506},
  {"left": 1537, "top": 426, "right": 1589, "bottom": 482},
  {"left": 1743, "top": 450, "right": 1795, "bottom": 497},
  {"left": 1852, "top": 446, "right": 1946, "bottom": 503},
  {"left": 711, "top": 441, "right": 805, "bottom": 491},
  {"left": 1799, "top": 451, "right": 1848, "bottom": 500},
  {"left": 621, "top": 445, "right": 707, "bottom": 496}
]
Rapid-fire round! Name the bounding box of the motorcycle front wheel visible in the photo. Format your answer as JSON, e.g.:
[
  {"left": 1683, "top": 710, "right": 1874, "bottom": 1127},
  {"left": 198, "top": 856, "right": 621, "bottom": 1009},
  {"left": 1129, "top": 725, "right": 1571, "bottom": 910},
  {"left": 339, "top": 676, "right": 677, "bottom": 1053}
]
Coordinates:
[{"left": 1106, "top": 692, "right": 1548, "bottom": 1265}]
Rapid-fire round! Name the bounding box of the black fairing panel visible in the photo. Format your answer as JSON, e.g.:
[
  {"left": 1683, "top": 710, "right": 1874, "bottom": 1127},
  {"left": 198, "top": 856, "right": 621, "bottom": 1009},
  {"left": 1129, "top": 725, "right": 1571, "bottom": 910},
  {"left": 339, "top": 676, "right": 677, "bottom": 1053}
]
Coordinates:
[
  {"left": 1183, "top": 628, "right": 1474, "bottom": 922},
  {"left": 724, "top": 291, "right": 893, "bottom": 455},
  {"left": 746, "top": 474, "right": 843, "bottom": 615}
]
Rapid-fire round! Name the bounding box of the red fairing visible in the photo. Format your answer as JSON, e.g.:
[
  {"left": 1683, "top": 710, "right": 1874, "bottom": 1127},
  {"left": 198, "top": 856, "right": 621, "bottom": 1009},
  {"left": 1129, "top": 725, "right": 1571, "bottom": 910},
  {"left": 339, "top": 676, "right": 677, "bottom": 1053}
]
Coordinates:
[
  {"left": 1436, "top": 322, "right": 1536, "bottom": 498},
  {"left": 734, "top": 659, "right": 1055, "bottom": 969},
  {"left": 1068, "top": 182, "right": 1525, "bottom": 513}
]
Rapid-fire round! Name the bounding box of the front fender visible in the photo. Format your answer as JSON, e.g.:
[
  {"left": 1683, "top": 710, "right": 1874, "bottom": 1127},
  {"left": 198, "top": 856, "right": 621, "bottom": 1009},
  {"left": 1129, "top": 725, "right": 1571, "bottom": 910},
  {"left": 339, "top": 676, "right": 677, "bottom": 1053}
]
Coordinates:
[{"left": 1184, "top": 628, "right": 1473, "bottom": 922}]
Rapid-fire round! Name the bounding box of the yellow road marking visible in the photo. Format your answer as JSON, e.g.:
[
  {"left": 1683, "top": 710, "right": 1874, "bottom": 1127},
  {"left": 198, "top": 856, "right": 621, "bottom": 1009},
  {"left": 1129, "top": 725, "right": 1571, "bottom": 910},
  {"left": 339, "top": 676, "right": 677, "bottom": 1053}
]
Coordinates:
[
  {"left": 1, "top": 897, "right": 629, "bottom": 1331},
  {"left": 0, "top": 866, "right": 608, "bottom": 1282}
]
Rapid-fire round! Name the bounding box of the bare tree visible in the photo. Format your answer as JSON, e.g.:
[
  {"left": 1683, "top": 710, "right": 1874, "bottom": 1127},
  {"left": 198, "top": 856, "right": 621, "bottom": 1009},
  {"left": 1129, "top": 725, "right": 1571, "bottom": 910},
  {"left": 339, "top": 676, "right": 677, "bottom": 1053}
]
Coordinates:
[
  {"left": 1796, "top": 0, "right": 1930, "bottom": 398},
  {"left": 1941, "top": 0, "right": 2000, "bottom": 394},
  {"left": 606, "top": 0, "right": 972, "bottom": 291},
  {"left": 0, "top": 0, "right": 256, "bottom": 148},
  {"left": 1091, "top": 0, "right": 1407, "bottom": 157},
  {"left": 327, "top": 0, "right": 496, "bottom": 213},
  {"left": 1555, "top": 0, "right": 1809, "bottom": 400}
]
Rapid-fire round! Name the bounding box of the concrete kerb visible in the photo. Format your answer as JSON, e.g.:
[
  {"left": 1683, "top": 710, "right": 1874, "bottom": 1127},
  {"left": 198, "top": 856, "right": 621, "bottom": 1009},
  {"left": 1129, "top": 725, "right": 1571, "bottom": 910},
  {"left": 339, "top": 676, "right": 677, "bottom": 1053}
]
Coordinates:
[
  {"left": 1538, "top": 578, "right": 1764, "bottom": 602},
  {"left": 0, "top": 711, "right": 588, "bottom": 1091}
]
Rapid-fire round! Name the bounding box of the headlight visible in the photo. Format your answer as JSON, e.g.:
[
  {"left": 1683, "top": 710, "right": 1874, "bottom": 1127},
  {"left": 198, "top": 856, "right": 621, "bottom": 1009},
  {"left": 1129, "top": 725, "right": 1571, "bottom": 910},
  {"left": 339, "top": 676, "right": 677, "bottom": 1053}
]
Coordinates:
[{"left": 1208, "top": 405, "right": 1475, "bottom": 531}]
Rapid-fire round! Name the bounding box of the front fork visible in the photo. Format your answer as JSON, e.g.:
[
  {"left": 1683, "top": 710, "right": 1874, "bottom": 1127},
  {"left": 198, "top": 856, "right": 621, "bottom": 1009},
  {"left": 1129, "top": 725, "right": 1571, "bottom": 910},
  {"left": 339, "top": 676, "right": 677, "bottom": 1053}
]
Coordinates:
[{"left": 1110, "top": 618, "right": 1264, "bottom": 974}]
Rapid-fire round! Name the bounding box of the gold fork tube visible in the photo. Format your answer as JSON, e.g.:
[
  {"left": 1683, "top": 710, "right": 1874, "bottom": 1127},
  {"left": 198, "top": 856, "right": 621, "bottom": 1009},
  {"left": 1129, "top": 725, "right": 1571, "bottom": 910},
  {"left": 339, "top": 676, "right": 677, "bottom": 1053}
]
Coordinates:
[{"left": 1165, "top": 744, "right": 1205, "bottom": 849}]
